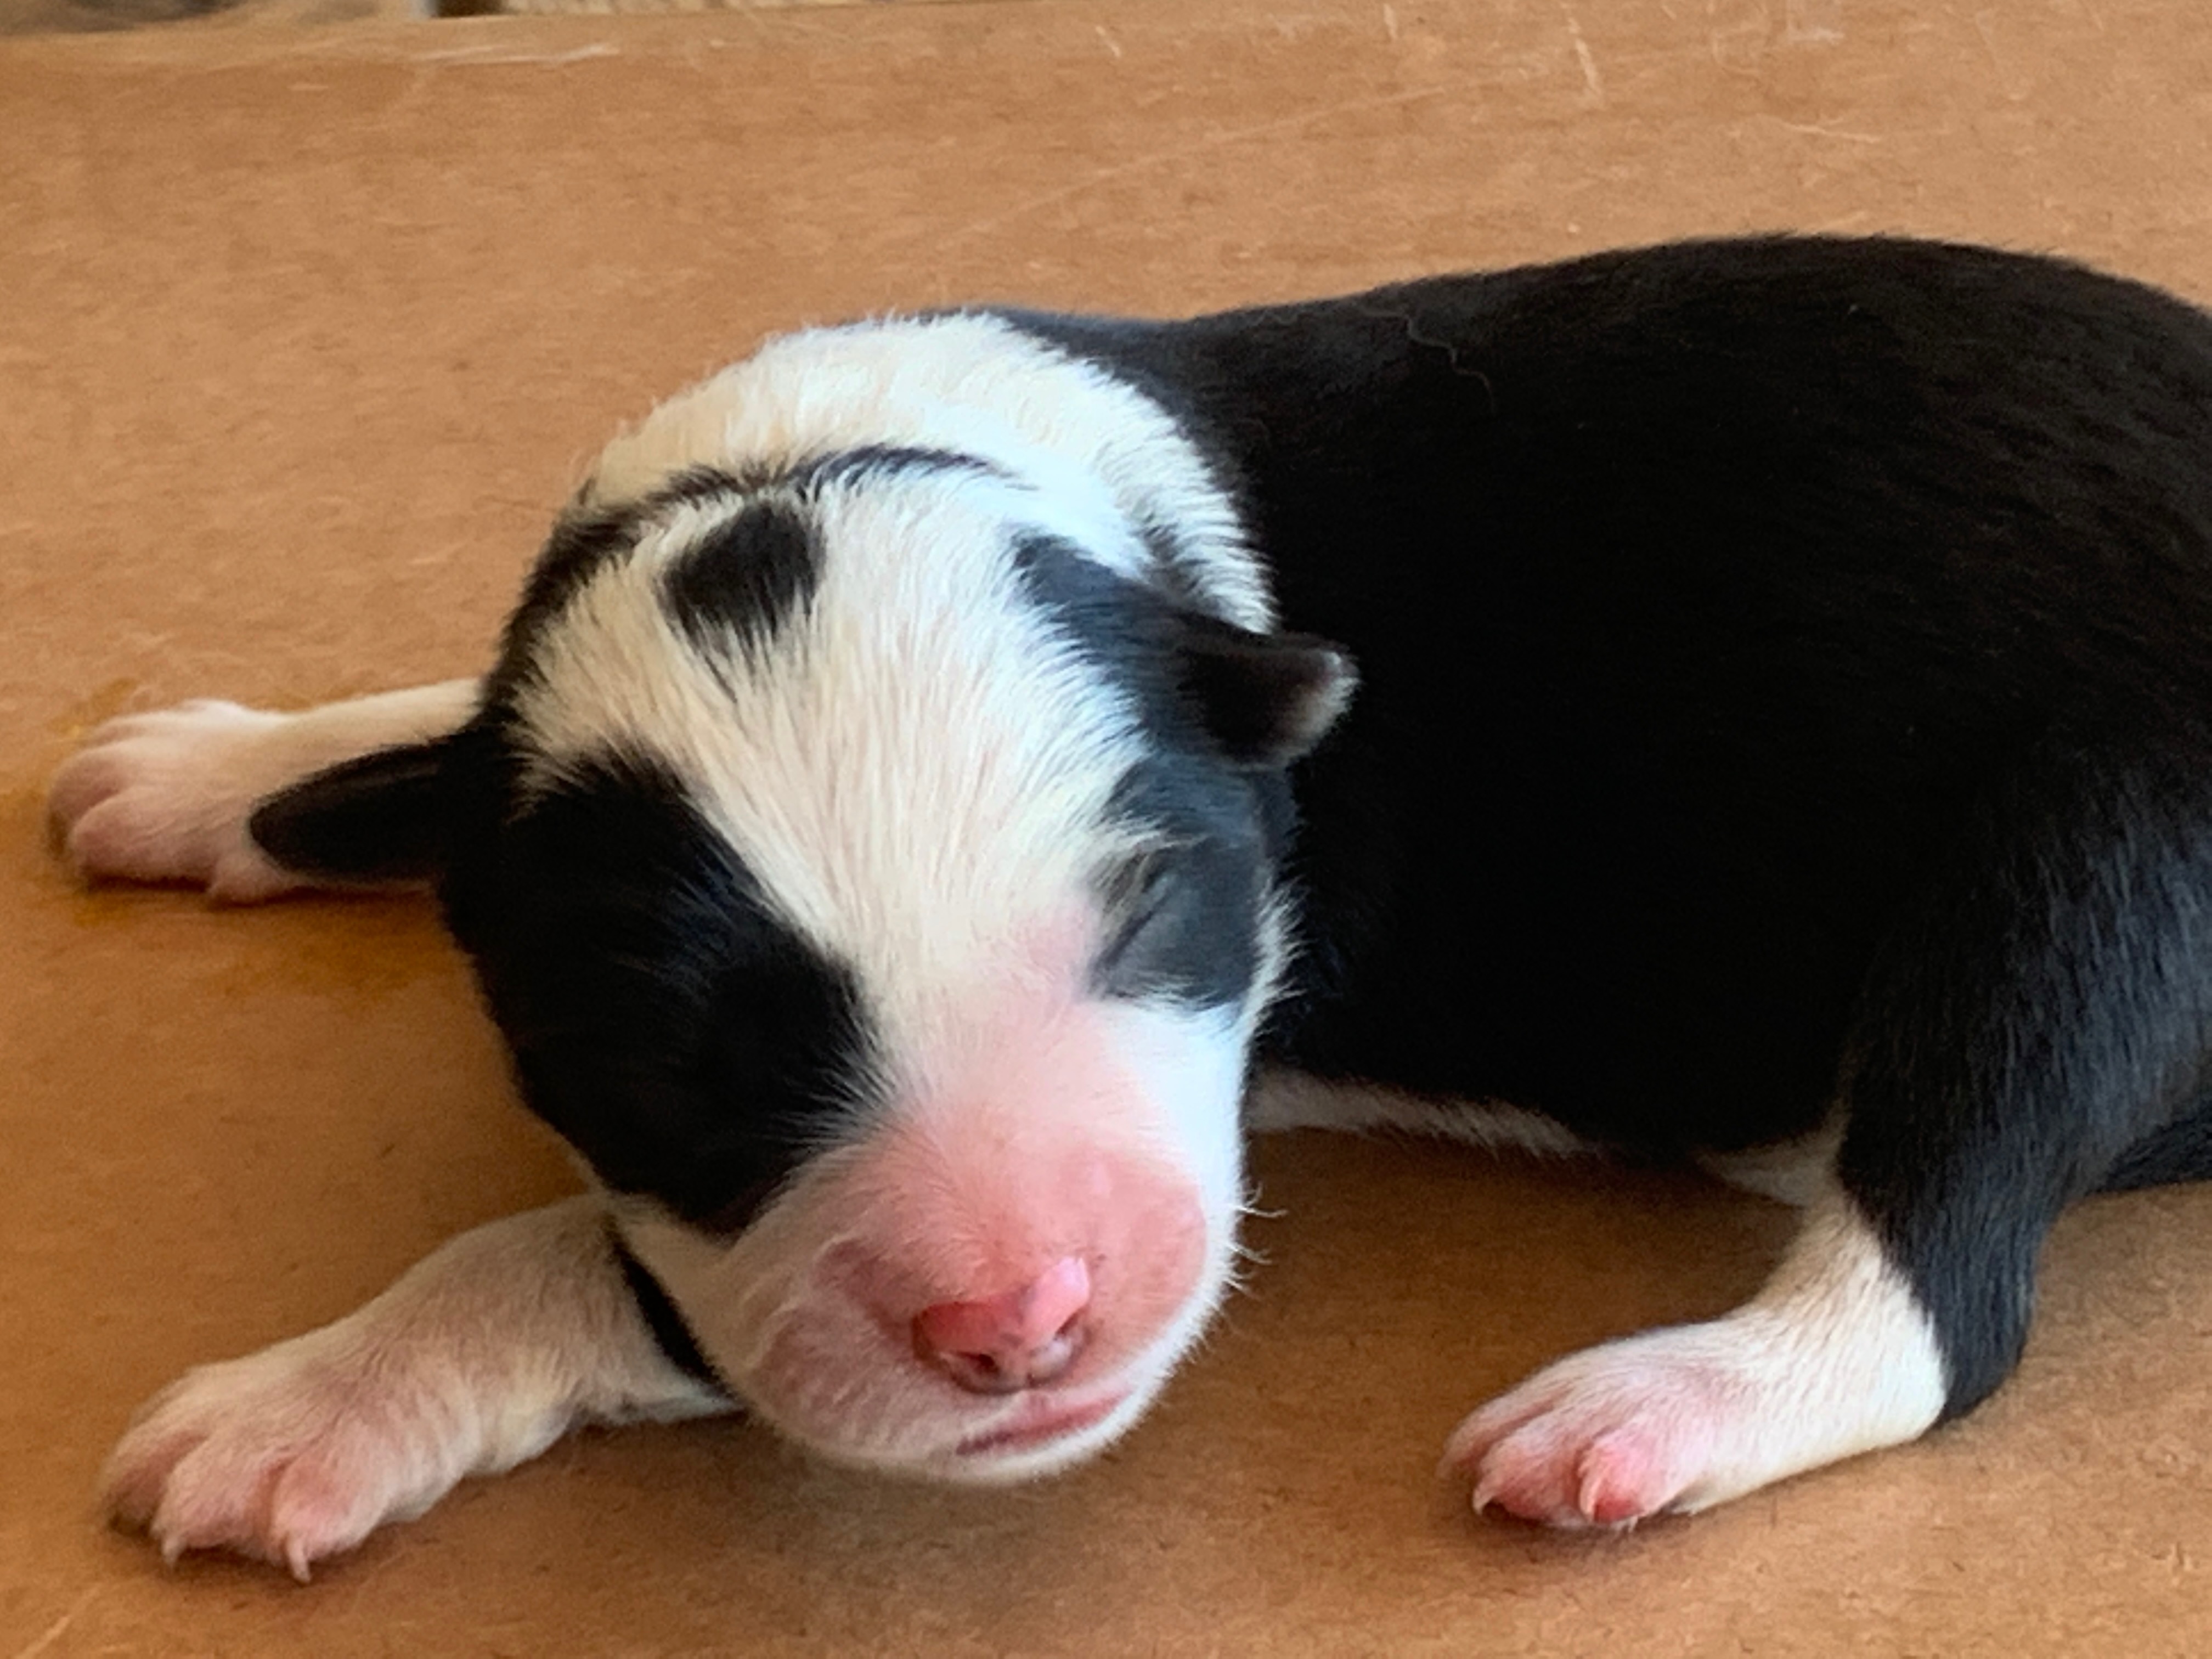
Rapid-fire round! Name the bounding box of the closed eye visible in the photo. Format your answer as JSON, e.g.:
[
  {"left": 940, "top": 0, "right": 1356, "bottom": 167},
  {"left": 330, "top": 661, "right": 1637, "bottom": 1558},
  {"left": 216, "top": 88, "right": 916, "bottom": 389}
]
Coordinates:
[
  {"left": 1096, "top": 841, "right": 1252, "bottom": 1006},
  {"left": 1094, "top": 849, "right": 1174, "bottom": 966}
]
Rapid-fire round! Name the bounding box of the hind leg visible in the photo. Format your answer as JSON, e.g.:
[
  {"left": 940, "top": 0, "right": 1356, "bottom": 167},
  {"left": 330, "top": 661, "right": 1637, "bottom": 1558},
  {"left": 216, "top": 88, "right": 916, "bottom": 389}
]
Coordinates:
[
  {"left": 49, "top": 680, "right": 476, "bottom": 900},
  {"left": 1448, "top": 744, "right": 2212, "bottom": 1525}
]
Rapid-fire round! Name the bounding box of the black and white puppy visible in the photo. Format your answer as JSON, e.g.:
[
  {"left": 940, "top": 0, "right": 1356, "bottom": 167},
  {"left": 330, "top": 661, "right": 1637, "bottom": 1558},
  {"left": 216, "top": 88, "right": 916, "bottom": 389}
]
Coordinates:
[{"left": 53, "top": 235, "right": 2212, "bottom": 1578}]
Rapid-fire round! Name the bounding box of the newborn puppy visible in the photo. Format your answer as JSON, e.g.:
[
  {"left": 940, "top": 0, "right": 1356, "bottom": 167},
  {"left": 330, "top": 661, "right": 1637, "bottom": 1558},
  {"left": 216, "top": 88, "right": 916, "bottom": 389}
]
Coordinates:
[{"left": 52, "top": 234, "right": 2212, "bottom": 1578}]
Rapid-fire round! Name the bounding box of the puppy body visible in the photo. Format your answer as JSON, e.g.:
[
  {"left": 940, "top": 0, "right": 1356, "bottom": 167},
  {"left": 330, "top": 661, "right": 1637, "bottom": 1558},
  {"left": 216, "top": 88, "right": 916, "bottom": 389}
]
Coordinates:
[{"left": 54, "top": 235, "right": 2212, "bottom": 1571}]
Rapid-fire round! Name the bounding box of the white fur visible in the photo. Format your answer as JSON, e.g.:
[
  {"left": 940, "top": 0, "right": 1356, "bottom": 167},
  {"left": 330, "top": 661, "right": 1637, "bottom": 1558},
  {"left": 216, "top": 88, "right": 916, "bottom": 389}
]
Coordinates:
[
  {"left": 1246, "top": 1069, "right": 1595, "bottom": 1159},
  {"left": 1443, "top": 1186, "right": 1947, "bottom": 1526},
  {"left": 584, "top": 313, "right": 1273, "bottom": 633},
  {"left": 101, "top": 1199, "right": 725, "bottom": 1579},
  {"left": 1697, "top": 1116, "right": 1845, "bottom": 1209},
  {"left": 49, "top": 681, "right": 478, "bottom": 902}
]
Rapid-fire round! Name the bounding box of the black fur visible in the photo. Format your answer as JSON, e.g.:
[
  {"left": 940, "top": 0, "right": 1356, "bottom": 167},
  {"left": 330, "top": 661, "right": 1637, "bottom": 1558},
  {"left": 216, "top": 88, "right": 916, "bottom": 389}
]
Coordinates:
[
  {"left": 608, "top": 1221, "right": 730, "bottom": 1396},
  {"left": 784, "top": 443, "right": 1005, "bottom": 494},
  {"left": 661, "top": 495, "right": 822, "bottom": 657},
  {"left": 1089, "top": 770, "right": 1272, "bottom": 1013},
  {"left": 1006, "top": 234, "right": 2212, "bottom": 1417},
  {"left": 1169, "top": 611, "right": 1352, "bottom": 770},
  {"left": 1009, "top": 532, "right": 1301, "bottom": 1011},
  {"left": 249, "top": 741, "right": 450, "bottom": 882},
  {"left": 440, "top": 751, "right": 872, "bottom": 1234}
]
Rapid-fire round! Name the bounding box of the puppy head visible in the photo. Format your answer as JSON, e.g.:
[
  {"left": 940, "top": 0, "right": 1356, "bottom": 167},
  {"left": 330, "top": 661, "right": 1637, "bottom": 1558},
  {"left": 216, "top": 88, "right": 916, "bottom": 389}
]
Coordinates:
[{"left": 284, "top": 320, "right": 1355, "bottom": 1477}]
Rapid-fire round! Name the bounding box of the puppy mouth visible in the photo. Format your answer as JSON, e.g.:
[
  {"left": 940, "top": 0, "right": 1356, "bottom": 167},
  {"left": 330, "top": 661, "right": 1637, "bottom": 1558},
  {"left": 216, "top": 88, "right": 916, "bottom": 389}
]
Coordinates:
[{"left": 951, "top": 1391, "right": 1128, "bottom": 1458}]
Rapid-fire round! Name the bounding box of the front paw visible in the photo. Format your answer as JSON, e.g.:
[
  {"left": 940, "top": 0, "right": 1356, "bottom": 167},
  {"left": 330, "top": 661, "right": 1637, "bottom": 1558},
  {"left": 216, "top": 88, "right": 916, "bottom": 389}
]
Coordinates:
[
  {"left": 1443, "top": 1199, "right": 1955, "bottom": 1528},
  {"left": 1441, "top": 1328, "right": 1751, "bottom": 1528},
  {"left": 103, "top": 1333, "right": 480, "bottom": 1580},
  {"left": 49, "top": 701, "right": 298, "bottom": 901}
]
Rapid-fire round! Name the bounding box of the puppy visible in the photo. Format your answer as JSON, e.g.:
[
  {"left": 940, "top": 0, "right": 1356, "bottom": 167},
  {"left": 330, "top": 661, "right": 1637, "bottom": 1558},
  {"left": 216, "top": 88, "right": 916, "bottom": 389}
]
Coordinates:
[{"left": 52, "top": 235, "right": 2212, "bottom": 1578}]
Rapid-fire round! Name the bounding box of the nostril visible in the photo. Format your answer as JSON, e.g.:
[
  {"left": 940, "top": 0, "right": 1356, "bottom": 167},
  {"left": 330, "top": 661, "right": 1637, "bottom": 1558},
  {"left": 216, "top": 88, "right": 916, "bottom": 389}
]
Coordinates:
[
  {"left": 912, "top": 1256, "right": 1094, "bottom": 1394},
  {"left": 941, "top": 1349, "right": 1016, "bottom": 1394},
  {"left": 930, "top": 1324, "right": 1087, "bottom": 1394}
]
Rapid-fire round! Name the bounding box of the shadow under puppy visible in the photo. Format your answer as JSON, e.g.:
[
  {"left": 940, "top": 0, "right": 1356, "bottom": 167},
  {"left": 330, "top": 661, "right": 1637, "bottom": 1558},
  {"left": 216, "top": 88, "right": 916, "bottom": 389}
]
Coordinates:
[{"left": 50, "top": 234, "right": 2212, "bottom": 1578}]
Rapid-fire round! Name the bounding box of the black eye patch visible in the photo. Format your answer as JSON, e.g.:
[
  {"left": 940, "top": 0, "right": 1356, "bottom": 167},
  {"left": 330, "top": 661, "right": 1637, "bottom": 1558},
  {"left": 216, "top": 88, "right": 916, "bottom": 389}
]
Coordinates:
[
  {"left": 1090, "top": 830, "right": 1266, "bottom": 1012},
  {"left": 443, "top": 754, "right": 873, "bottom": 1233}
]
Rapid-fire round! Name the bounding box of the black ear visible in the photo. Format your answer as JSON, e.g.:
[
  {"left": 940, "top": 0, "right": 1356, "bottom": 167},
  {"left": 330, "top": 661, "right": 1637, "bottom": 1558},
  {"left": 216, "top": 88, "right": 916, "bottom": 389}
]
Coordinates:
[
  {"left": 1175, "top": 612, "right": 1358, "bottom": 768},
  {"left": 247, "top": 738, "right": 456, "bottom": 883}
]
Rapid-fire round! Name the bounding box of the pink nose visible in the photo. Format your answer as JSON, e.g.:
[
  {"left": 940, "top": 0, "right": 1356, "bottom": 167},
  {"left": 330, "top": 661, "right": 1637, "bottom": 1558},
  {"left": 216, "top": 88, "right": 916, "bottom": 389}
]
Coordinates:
[{"left": 912, "top": 1255, "right": 1093, "bottom": 1394}]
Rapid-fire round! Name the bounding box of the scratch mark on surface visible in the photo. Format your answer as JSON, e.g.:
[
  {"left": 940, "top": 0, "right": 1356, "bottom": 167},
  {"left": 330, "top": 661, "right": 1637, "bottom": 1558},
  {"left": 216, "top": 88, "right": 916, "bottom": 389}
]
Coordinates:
[
  {"left": 1772, "top": 118, "right": 1882, "bottom": 144},
  {"left": 1094, "top": 25, "right": 1122, "bottom": 60},
  {"left": 10, "top": 1590, "right": 99, "bottom": 1659},
  {"left": 1381, "top": 3, "right": 1398, "bottom": 42},
  {"left": 940, "top": 81, "right": 1459, "bottom": 248},
  {"left": 1784, "top": 0, "right": 1845, "bottom": 43},
  {"left": 1561, "top": 7, "right": 1605, "bottom": 105},
  {"left": 414, "top": 42, "right": 618, "bottom": 66}
]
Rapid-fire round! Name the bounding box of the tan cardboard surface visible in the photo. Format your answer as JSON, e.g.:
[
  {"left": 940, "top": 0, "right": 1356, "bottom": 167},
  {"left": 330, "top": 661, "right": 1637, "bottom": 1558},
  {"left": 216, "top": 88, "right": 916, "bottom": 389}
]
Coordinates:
[{"left": 7, "top": 2, "right": 2212, "bottom": 1653}]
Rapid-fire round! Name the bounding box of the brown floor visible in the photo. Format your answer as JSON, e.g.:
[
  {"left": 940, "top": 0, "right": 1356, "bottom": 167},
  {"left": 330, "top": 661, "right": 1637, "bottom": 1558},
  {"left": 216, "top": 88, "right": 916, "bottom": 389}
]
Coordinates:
[{"left": 9, "top": 2, "right": 2212, "bottom": 1654}]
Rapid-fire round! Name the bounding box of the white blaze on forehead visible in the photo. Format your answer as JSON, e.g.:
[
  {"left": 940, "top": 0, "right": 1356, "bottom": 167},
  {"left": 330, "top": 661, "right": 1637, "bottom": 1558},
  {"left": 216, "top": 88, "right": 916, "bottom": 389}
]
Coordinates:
[
  {"left": 510, "top": 469, "right": 1153, "bottom": 1053},
  {"left": 585, "top": 312, "right": 1273, "bottom": 634}
]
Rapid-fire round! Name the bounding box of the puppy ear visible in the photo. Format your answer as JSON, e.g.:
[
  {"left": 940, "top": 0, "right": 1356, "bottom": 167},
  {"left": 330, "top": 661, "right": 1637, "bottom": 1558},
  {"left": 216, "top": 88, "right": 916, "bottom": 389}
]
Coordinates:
[
  {"left": 246, "top": 738, "right": 456, "bottom": 883},
  {"left": 1176, "top": 612, "right": 1358, "bottom": 768}
]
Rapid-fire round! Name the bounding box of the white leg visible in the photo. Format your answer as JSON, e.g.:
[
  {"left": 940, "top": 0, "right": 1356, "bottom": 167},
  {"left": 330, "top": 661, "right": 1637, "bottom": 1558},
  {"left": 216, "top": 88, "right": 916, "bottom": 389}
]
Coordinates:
[
  {"left": 1442, "top": 1190, "right": 1948, "bottom": 1526},
  {"left": 49, "top": 680, "right": 478, "bottom": 901},
  {"left": 103, "top": 1198, "right": 730, "bottom": 1579},
  {"left": 1244, "top": 1069, "right": 1592, "bottom": 1158}
]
